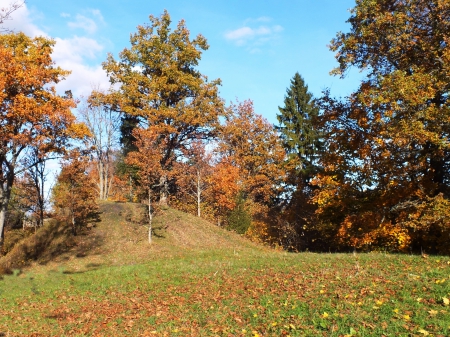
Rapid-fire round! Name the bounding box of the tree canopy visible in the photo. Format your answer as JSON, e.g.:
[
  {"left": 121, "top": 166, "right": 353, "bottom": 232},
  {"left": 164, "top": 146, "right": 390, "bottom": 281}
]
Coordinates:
[
  {"left": 0, "top": 32, "right": 85, "bottom": 249},
  {"left": 103, "top": 10, "right": 224, "bottom": 205},
  {"left": 315, "top": 0, "right": 450, "bottom": 253}
]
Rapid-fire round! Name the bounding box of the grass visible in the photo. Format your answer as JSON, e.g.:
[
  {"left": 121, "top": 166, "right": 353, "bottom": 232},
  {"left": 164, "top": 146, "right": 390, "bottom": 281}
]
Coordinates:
[{"left": 0, "top": 202, "right": 449, "bottom": 336}]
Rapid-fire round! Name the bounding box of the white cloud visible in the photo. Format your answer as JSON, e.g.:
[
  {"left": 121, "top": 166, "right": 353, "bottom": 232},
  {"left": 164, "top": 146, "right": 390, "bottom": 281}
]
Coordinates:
[
  {"left": 66, "top": 9, "right": 105, "bottom": 34},
  {"left": 225, "top": 26, "right": 254, "bottom": 40},
  {"left": 60, "top": 12, "right": 71, "bottom": 18},
  {"left": 68, "top": 14, "right": 98, "bottom": 34},
  {"left": 0, "top": 2, "right": 110, "bottom": 97},
  {"left": 273, "top": 25, "right": 283, "bottom": 33},
  {"left": 0, "top": 0, "right": 46, "bottom": 36},
  {"left": 54, "top": 62, "right": 110, "bottom": 98},
  {"left": 224, "top": 19, "right": 283, "bottom": 50},
  {"left": 89, "top": 9, "right": 104, "bottom": 22},
  {"left": 245, "top": 16, "right": 272, "bottom": 24},
  {"left": 53, "top": 36, "right": 103, "bottom": 62},
  {"left": 52, "top": 36, "right": 110, "bottom": 97}
]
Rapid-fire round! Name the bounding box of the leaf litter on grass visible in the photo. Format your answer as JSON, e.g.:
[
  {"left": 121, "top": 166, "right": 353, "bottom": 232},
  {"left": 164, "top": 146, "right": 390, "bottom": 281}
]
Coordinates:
[
  {"left": 1, "top": 252, "right": 450, "bottom": 336},
  {"left": 1, "top": 202, "right": 450, "bottom": 336}
]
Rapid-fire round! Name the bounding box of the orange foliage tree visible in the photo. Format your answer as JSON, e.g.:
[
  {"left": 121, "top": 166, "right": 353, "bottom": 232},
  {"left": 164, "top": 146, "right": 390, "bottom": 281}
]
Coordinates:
[
  {"left": 52, "top": 152, "right": 98, "bottom": 236},
  {"left": 314, "top": 0, "right": 450, "bottom": 253},
  {"left": 126, "top": 128, "right": 166, "bottom": 243},
  {"left": 174, "top": 140, "right": 213, "bottom": 218},
  {"left": 0, "top": 33, "right": 84, "bottom": 250},
  {"left": 205, "top": 159, "right": 241, "bottom": 226},
  {"left": 215, "top": 100, "right": 286, "bottom": 241}
]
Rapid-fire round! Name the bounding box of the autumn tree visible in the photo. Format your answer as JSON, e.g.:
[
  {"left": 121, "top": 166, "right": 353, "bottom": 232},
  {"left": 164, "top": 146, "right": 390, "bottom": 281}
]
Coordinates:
[
  {"left": 205, "top": 159, "right": 240, "bottom": 226},
  {"left": 0, "top": 33, "right": 83, "bottom": 250},
  {"left": 126, "top": 128, "right": 165, "bottom": 243},
  {"left": 18, "top": 147, "right": 51, "bottom": 228},
  {"left": 315, "top": 0, "right": 450, "bottom": 252},
  {"left": 216, "top": 100, "right": 285, "bottom": 240},
  {"left": 78, "top": 91, "right": 120, "bottom": 200},
  {"left": 52, "top": 151, "right": 98, "bottom": 236},
  {"left": 175, "top": 140, "right": 212, "bottom": 218},
  {"left": 219, "top": 101, "right": 285, "bottom": 205},
  {"left": 103, "top": 10, "right": 224, "bottom": 206}
]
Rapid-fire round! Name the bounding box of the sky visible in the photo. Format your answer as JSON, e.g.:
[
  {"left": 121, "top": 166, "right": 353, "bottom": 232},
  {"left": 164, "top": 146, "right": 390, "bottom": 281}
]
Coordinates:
[{"left": 1, "top": 0, "right": 364, "bottom": 124}]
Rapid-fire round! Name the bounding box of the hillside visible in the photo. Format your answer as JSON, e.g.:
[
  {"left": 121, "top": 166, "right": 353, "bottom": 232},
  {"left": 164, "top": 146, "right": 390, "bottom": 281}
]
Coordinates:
[{"left": 0, "top": 201, "right": 265, "bottom": 274}]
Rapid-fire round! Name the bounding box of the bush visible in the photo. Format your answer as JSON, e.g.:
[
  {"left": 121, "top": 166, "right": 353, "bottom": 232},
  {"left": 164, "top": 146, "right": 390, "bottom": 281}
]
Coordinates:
[{"left": 226, "top": 194, "right": 252, "bottom": 234}]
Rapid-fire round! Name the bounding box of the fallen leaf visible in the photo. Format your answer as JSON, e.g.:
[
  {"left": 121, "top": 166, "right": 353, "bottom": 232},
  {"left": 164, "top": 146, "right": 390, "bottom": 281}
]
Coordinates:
[{"left": 418, "top": 328, "right": 429, "bottom": 336}]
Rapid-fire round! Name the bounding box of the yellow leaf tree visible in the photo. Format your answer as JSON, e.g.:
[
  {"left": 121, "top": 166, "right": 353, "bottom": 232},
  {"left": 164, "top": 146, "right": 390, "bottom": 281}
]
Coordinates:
[
  {"left": 102, "top": 10, "right": 224, "bottom": 206},
  {"left": 315, "top": 0, "right": 450, "bottom": 252}
]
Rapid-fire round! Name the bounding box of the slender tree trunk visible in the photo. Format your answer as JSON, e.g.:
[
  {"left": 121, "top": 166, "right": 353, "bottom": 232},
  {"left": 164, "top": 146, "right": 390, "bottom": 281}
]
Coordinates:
[
  {"left": 148, "top": 188, "right": 152, "bottom": 244},
  {"left": 39, "top": 162, "right": 46, "bottom": 227},
  {"left": 98, "top": 160, "right": 104, "bottom": 200},
  {"left": 71, "top": 211, "right": 76, "bottom": 236},
  {"left": 37, "top": 163, "right": 45, "bottom": 227},
  {"left": 129, "top": 175, "right": 133, "bottom": 201},
  {"left": 159, "top": 174, "right": 168, "bottom": 206},
  {"left": 104, "top": 161, "right": 111, "bottom": 200},
  {"left": 106, "top": 170, "right": 112, "bottom": 200},
  {"left": 197, "top": 170, "right": 201, "bottom": 217},
  {"left": 0, "top": 203, "right": 7, "bottom": 252},
  {"left": 0, "top": 175, "right": 13, "bottom": 252}
]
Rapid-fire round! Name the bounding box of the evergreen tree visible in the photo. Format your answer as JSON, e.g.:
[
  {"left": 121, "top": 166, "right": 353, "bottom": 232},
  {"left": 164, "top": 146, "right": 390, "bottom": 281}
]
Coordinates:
[
  {"left": 276, "top": 72, "right": 321, "bottom": 184},
  {"left": 276, "top": 73, "right": 322, "bottom": 251}
]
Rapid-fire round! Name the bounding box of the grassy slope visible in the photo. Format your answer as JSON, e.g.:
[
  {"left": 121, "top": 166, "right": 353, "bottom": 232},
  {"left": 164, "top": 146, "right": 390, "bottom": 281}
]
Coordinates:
[
  {"left": 0, "top": 201, "right": 264, "bottom": 275},
  {"left": 0, "top": 202, "right": 450, "bottom": 336}
]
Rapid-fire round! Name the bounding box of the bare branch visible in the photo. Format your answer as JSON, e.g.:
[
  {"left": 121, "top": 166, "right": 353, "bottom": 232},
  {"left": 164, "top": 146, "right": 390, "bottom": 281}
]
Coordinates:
[{"left": 0, "top": 1, "right": 25, "bottom": 33}]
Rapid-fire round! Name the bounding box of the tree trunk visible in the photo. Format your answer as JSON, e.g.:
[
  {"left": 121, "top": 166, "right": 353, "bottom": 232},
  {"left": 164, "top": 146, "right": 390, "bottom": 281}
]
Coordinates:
[
  {"left": 71, "top": 212, "right": 76, "bottom": 236},
  {"left": 0, "top": 203, "right": 7, "bottom": 253},
  {"left": 129, "top": 175, "right": 133, "bottom": 201},
  {"left": 104, "top": 161, "right": 112, "bottom": 200},
  {"left": 148, "top": 188, "right": 152, "bottom": 244},
  {"left": 0, "top": 176, "right": 13, "bottom": 253},
  {"left": 159, "top": 174, "right": 168, "bottom": 206},
  {"left": 98, "top": 160, "right": 104, "bottom": 200},
  {"left": 197, "top": 170, "right": 201, "bottom": 217},
  {"left": 37, "top": 162, "right": 45, "bottom": 227}
]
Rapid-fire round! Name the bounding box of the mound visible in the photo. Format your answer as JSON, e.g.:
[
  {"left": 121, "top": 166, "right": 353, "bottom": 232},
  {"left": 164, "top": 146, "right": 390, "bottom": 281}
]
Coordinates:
[{"left": 0, "top": 201, "right": 263, "bottom": 274}]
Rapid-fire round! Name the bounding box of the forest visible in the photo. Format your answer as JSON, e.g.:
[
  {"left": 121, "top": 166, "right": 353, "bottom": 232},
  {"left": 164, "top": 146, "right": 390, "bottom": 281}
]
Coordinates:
[{"left": 1, "top": 0, "right": 450, "bottom": 256}]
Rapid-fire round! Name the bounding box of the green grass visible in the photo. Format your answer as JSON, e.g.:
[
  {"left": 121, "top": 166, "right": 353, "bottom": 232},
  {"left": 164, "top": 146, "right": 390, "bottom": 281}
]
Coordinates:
[{"left": 0, "top": 202, "right": 449, "bottom": 336}]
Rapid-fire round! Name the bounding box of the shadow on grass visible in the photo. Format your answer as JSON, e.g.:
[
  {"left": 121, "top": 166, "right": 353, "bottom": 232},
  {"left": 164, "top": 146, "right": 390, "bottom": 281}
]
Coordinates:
[{"left": 152, "top": 225, "right": 167, "bottom": 239}]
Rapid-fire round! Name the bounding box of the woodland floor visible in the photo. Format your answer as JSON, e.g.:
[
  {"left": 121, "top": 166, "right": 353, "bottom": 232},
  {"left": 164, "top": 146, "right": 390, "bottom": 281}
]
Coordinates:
[{"left": 0, "top": 201, "right": 449, "bottom": 336}]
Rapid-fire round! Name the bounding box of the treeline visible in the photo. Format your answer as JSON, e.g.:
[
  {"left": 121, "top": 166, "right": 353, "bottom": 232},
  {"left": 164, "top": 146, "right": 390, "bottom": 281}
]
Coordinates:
[{"left": 1, "top": 1, "right": 449, "bottom": 255}]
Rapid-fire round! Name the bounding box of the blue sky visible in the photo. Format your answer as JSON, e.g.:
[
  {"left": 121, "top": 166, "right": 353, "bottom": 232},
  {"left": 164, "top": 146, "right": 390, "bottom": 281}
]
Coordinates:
[{"left": 2, "top": 0, "right": 363, "bottom": 124}]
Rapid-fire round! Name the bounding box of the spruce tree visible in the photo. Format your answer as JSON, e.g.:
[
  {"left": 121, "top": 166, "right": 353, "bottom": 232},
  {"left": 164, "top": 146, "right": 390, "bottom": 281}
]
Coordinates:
[
  {"left": 276, "top": 72, "right": 321, "bottom": 184},
  {"left": 276, "top": 73, "right": 322, "bottom": 251}
]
